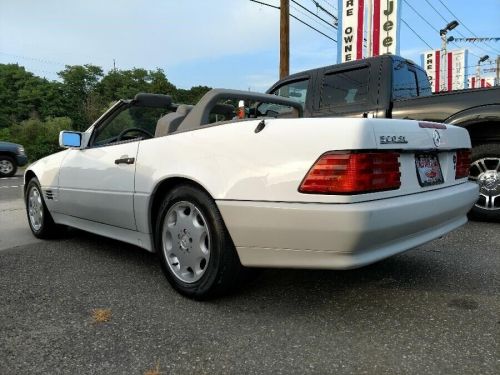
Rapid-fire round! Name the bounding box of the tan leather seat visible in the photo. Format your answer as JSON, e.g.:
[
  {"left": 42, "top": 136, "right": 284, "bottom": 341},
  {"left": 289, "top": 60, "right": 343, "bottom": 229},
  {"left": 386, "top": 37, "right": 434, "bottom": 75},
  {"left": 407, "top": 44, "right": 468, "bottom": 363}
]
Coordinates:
[{"left": 154, "top": 105, "right": 194, "bottom": 137}]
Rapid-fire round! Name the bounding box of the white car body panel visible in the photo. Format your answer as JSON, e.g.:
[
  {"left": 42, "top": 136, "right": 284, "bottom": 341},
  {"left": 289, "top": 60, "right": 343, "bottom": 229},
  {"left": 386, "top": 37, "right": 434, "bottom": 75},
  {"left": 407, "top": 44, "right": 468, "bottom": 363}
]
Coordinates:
[
  {"left": 26, "top": 116, "right": 478, "bottom": 268},
  {"left": 58, "top": 143, "right": 138, "bottom": 230}
]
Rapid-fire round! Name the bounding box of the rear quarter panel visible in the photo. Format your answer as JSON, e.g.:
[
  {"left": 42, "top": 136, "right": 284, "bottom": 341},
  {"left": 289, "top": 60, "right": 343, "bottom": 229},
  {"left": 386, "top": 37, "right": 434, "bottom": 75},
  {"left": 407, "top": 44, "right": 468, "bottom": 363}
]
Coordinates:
[
  {"left": 135, "top": 118, "right": 470, "bottom": 205},
  {"left": 134, "top": 118, "right": 378, "bottom": 205}
]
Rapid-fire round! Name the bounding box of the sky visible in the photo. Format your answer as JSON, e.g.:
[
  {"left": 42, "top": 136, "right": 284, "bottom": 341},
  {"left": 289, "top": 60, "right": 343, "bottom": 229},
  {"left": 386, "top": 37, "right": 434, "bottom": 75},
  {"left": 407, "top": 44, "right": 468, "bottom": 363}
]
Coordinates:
[{"left": 1, "top": 0, "right": 499, "bottom": 91}]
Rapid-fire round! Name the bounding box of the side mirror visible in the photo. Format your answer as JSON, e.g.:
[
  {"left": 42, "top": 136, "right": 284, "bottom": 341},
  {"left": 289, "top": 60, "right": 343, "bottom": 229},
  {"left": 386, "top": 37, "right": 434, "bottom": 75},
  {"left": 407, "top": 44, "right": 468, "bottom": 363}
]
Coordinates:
[{"left": 59, "top": 131, "right": 83, "bottom": 149}]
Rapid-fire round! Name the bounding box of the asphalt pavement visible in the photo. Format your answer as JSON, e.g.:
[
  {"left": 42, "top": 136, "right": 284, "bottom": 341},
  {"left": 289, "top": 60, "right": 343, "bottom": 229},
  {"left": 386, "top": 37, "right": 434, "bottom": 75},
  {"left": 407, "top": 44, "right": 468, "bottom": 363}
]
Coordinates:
[
  {"left": 0, "top": 171, "right": 42, "bottom": 251},
  {"left": 0, "top": 175, "right": 498, "bottom": 374}
]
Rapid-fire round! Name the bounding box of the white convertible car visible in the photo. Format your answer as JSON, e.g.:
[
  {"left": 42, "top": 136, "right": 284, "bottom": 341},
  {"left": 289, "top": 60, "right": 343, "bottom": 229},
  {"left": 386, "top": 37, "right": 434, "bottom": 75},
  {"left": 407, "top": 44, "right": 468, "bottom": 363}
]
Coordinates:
[{"left": 25, "top": 89, "right": 478, "bottom": 298}]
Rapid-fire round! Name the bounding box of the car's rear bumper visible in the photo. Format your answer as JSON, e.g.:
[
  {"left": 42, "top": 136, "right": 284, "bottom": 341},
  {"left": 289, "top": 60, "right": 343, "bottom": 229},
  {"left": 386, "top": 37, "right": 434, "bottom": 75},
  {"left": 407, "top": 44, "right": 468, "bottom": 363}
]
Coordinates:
[{"left": 217, "top": 182, "right": 478, "bottom": 269}]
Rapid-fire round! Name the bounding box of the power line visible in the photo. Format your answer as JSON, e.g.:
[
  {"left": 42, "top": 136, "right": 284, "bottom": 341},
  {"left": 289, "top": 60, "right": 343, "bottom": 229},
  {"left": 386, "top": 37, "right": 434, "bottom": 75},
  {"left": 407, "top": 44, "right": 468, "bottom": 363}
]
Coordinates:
[
  {"left": 291, "top": 12, "right": 337, "bottom": 42},
  {"left": 402, "top": 0, "right": 480, "bottom": 59},
  {"left": 249, "top": 0, "right": 337, "bottom": 42},
  {"left": 291, "top": 0, "right": 336, "bottom": 29},
  {"left": 421, "top": 0, "right": 498, "bottom": 57},
  {"left": 401, "top": 19, "right": 433, "bottom": 49},
  {"left": 317, "top": 0, "right": 337, "bottom": 12},
  {"left": 310, "top": 0, "right": 338, "bottom": 25},
  {"left": 423, "top": 0, "right": 448, "bottom": 24},
  {"left": 403, "top": 0, "right": 439, "bottom": 33},
  {"left": 290, "top": 4, "right": 336, "bottom": 36},
  {"left": 436, "top": 0, "right": 500, "bottom": 54},
  {"left": 250, "top": 0, "right": 279, "bottom": 10},
  {"left": 0, "top": 51, "right": 66, "bottom": 67}
]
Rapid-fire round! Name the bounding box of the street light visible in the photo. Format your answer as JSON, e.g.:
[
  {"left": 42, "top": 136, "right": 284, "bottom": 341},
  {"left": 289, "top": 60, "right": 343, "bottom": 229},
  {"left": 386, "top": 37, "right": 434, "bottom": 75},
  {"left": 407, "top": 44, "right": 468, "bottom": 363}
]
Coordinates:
[
  {"left": 440, "top": 20, "right": 459, "bottom": 91},
  {"left": 479, "top": 55, "right": 490, "bottom": 64},
  {"left": 476, "top": 55, "right": 490, "bottom": 87},
  {"left": 439, "top": 20, "right": 459, "bottom": 35}
]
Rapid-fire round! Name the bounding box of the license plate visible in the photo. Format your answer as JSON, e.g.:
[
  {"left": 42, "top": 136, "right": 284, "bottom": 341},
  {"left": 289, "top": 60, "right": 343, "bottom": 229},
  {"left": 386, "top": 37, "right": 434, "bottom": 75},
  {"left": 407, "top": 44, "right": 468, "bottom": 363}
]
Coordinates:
[{"left": 415, "top": 153, "right": 444, "bottom": 187}]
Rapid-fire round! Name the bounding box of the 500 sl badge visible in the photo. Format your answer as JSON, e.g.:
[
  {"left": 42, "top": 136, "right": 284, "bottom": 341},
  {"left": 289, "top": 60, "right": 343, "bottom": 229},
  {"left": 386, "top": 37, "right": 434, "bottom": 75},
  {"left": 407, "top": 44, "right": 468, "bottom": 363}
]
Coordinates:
[{"left": 379, "top": 135, "right": 408, "bottom": 144}]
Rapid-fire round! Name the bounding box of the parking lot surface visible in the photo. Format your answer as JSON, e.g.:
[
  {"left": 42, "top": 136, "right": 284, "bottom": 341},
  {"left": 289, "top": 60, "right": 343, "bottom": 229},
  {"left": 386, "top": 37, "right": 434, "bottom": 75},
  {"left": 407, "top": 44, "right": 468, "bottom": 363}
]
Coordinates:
[{"left": 0, "top": 174, "right": 498, "bottom": 374}]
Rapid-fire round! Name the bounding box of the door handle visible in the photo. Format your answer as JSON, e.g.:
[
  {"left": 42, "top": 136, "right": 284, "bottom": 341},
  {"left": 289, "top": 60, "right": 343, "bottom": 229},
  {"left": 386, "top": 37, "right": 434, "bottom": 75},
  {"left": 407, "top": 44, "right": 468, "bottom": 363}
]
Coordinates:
[{"left": 115, "top": 157, "right": 135, "bottom": 165}]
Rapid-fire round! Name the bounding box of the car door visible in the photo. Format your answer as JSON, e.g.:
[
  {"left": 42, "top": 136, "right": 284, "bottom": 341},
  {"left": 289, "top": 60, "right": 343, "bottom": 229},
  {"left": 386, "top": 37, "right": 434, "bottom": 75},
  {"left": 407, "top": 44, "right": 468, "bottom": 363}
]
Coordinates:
[{"left": 58, "top": 102, "right": 166, "bottom": 230}]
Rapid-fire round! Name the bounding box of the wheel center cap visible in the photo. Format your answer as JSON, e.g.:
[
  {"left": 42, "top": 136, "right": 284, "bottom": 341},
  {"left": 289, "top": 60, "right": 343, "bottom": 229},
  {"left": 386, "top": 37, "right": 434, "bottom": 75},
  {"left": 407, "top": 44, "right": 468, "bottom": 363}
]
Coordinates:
[
  {"left": 479, "top": 172, "right": 500, "bottom": 191},
  {"left": 180, "top": 234, "right": 190, "bottom": 251}
]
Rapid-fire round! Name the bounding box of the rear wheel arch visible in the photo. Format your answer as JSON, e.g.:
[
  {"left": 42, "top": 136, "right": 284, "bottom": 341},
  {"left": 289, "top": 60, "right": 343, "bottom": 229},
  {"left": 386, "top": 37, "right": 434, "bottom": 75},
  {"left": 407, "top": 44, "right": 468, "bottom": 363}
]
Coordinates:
[{"left": 149, "top": 177, "right": 217, "bottom": 239}]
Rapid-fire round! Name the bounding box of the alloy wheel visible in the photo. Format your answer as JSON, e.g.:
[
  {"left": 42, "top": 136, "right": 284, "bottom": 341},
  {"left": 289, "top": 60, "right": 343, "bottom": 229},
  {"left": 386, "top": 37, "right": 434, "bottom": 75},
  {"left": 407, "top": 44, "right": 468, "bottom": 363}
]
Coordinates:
[
  {"left": 161, "top": 201, "right": 211, "bottom": 283},
  {"left": 28, "top": 186, "right": 44, "bottom": 231},
  {"left": 469, "top": 157, "right": 500, "bottom": 211},
  {"left": 0, "top": 159, "right": 14, "bottom": 175}
]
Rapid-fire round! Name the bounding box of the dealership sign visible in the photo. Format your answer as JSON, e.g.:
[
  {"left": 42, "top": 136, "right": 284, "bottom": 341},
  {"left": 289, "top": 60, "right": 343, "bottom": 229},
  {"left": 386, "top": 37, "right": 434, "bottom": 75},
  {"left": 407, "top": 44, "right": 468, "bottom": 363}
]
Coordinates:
[
  {"left": 421, "top": 49, "right": 468, "bottom": 92},
  {"left": 370, "top": 0, "right": 401, "bottom": 56},
  {"left": 337, "top": 0, "right": 401, "bottom": 62},
  {"left": 337, "top": 0, "right": 365, "bottom": 63},
  {"left": 469, "top": 76, "right": 496, "bottom": 88}
]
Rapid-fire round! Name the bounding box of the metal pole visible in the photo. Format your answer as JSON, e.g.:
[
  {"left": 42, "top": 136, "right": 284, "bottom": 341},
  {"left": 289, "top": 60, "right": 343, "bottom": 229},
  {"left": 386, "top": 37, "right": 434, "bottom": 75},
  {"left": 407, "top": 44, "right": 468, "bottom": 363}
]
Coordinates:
[
  {"left": 280, "top": 0, "right": 290, "bottom": 79},
  {"left": 496, "top": 56, "right": 500, "bottom": 86},
  {"left": 440, "top": 33, "right": 447, "bottom": 92},
  {"left": 367, "top": 0, "right": 373, "bottom": 57},
  {"left": 477, "top": 59, "right": 481, "bottom": 87}
]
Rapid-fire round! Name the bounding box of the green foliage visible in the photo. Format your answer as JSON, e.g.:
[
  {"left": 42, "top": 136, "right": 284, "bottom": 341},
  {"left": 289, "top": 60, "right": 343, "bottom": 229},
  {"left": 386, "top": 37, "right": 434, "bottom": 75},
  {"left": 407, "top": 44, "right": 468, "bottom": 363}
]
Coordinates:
[
  {"left": 0, "top": 117, "right": 71, "bottom": 161},
  {"left": 0, "top": 64, "right": 62, "bottom": 128},
  {"left": 0, "top": 63, "right": 213, "bottom": 161},
  {"left": 58, "top": 64, "right": 105, "bottom": 131},
  {"left": 175, "top": 85, "right": 212, "bottom": 105}
]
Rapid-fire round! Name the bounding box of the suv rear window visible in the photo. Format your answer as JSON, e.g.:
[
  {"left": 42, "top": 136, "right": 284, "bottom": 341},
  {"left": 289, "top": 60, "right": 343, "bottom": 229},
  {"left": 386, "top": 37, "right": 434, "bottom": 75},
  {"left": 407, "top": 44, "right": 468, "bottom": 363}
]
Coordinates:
[
  {"left": 392, "top": 61, "right": 418, "bottom": 100},
  {"left": 320, "top": 67, "right": 369, "bottom": 108},
  {"left": 416, "top": 69, "right": 432, "bottom": 97}
]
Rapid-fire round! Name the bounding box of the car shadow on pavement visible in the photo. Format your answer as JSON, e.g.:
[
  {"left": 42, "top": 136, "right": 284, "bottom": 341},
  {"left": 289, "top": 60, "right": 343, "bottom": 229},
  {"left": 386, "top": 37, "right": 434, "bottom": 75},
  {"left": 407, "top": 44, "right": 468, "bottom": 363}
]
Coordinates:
[{"left": 48, "top": 225, "right": 497, "bottom": 311}]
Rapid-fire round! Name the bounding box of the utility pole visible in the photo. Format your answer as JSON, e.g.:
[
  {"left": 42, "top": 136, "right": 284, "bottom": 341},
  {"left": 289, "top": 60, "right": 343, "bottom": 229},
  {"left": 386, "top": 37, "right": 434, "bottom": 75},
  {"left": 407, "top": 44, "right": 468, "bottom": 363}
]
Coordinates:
[
  {"left": 439, "top": 21, "right": 459, "bottom": 92},
  {"left": 497, "top": 56, "right": 500, "bottom": 85},
  {"left": 280, "top": 0, "right": 289, "bottom": 79},
  {"left": 476, "top": 55, "right": 490, "bottom": 88}
]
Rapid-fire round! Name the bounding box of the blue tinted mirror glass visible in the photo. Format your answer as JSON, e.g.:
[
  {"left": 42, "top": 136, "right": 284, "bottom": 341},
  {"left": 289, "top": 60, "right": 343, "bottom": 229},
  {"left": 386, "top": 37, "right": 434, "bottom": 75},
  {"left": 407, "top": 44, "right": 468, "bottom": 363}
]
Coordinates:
[{"left": 62, "top": 132, "right": 81, "bottom": 147}]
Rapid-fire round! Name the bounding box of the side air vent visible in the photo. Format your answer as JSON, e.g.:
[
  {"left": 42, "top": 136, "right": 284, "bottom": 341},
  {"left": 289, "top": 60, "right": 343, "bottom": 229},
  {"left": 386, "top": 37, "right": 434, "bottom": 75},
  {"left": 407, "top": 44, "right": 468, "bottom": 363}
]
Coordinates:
[{"left": 45, "top": 190, "right": 54, "bottom": 200}]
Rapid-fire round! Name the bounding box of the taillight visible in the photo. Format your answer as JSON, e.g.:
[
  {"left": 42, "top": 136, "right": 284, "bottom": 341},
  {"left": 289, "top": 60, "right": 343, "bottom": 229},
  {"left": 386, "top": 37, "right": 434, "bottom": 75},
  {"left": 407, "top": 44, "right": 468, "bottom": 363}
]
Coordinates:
[
  {"left": 299, "top": 152, "right": 401, "bottom": 194},
  {"left": 455, "top": 149, "right": 471, "bottom": 179}
]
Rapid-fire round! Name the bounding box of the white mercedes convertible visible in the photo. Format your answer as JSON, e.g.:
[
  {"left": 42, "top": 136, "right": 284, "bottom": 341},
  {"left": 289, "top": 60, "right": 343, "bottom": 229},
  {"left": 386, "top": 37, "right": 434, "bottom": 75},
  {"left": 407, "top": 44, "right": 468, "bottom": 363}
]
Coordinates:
[{"left": 25, "top": 89, "right": 478, "bottom": 298}]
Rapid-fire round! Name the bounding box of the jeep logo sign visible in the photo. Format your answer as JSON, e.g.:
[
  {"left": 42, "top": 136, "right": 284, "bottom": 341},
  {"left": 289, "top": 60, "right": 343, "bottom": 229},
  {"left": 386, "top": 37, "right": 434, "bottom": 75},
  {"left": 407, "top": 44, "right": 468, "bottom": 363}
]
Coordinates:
[
  {"left": 337, "top": 0, "right": 401, "bottom": 62},
  {"left": 370, "top": 0, "right": 401, "bottom": 56}
]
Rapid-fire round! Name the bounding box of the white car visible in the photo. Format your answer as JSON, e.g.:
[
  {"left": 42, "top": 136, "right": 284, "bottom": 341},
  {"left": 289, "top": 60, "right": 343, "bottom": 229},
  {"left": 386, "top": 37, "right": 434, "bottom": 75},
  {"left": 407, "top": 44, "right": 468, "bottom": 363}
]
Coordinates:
[{"left": 25, "top": 89, "right": 478, "bottom": 299}]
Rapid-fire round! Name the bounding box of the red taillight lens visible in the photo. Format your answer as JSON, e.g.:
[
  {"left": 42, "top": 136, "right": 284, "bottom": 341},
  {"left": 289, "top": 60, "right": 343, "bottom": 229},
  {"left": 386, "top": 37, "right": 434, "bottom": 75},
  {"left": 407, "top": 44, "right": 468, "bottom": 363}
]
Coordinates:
[
  {"left": 299, "top": 152, "right": 401, "bottom": 194},
  {"left": 455, "top": 149, "right": 471, "bottom": 179}
]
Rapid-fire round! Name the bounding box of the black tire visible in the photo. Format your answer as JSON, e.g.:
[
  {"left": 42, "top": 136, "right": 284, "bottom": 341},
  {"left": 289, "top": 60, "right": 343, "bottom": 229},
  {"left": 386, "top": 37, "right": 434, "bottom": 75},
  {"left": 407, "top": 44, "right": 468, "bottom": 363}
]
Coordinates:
[
  {"left": 25, "top": 177, "right": 60, "bottom": 238},
  {"left": 468, "top": 143, "right": 500, "bottom": 222},
  {"left": 155, "top": 184, "right": 242, "bottom": 299},
  {"left": 0, "top": 155, "right": 17, "bottom": 177}
]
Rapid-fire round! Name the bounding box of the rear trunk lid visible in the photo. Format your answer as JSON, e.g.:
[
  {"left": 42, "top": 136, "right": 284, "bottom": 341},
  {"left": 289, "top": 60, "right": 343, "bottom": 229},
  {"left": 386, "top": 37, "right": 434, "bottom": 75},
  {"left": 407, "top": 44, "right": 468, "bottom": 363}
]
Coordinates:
[{"left": 363, "top": 118, "right": 471, "bottom": 201}]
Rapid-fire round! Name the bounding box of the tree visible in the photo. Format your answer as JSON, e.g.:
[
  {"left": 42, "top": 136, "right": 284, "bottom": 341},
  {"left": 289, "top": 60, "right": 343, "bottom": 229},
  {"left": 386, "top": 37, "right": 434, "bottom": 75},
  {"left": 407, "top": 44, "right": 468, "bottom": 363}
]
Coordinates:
[
  {"left": 0, "top": 64, "right": 60, "bottom": 128},
  {"left": 175, "top": 85, "right": 212, "bottom": 104},
  {"left": 0, "top": 117, "right": 72, "bottom": 160},
  {"left": 0, "top": 62, "right": 213, "bottom": 161},
  {"left": 58, "top": 64, "right": 104, "bottom": 130}
]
